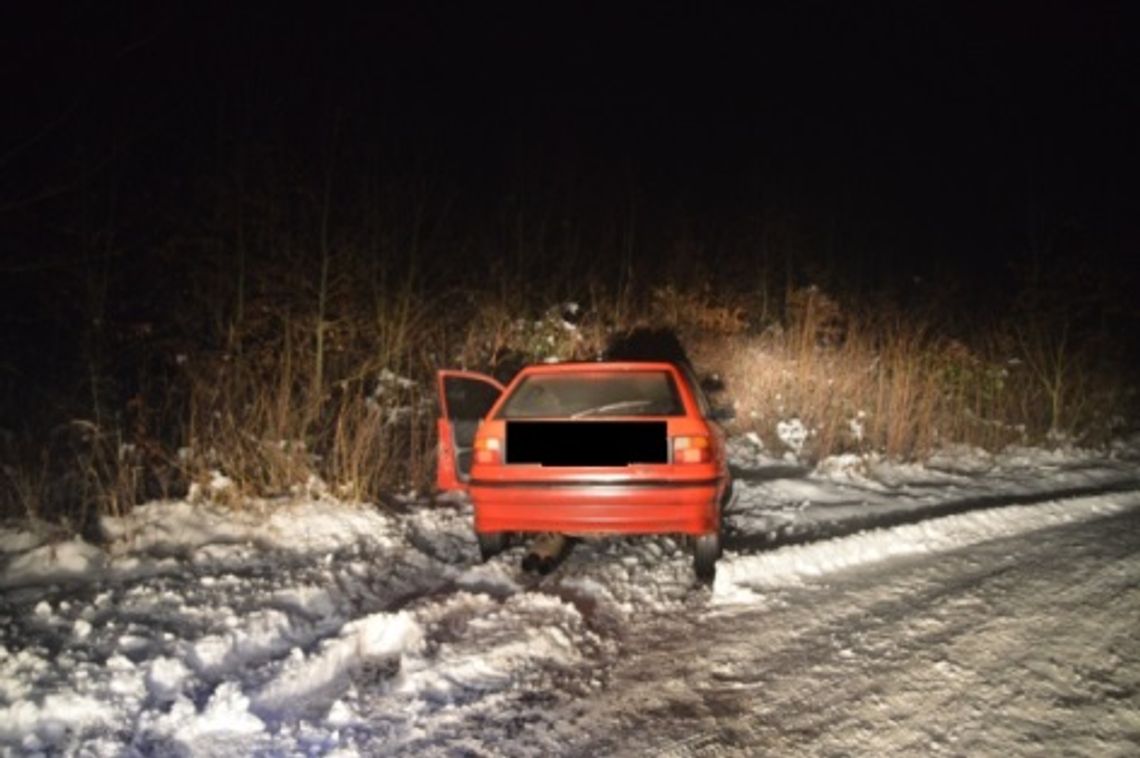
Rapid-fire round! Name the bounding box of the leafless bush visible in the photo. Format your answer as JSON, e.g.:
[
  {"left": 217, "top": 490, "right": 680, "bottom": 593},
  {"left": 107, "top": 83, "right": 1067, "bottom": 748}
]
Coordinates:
[
  {"left": 688, "top": 285, "right": 1128, "bottom": 461},
  {"left": 4, "top": 163, "right": 1134, "bottom": 527}
]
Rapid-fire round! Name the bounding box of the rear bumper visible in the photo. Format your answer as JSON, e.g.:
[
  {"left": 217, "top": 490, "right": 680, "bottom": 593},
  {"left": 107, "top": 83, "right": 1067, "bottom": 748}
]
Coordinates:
[{"left": 469, "top": 479, "right": 722, "bottom": 536}]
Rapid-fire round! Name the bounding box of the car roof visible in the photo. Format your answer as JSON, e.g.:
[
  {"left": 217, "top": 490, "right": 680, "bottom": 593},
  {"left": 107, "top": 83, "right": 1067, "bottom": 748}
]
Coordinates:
[{"left": 517, "top": 361, "right": 681, "bottom": 375}]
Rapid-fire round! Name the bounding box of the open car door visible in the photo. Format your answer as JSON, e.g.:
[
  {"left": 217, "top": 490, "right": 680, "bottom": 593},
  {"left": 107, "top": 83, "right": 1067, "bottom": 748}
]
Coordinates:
[{"left": 436, "top": 370, "right": 504, "bottom": 492}]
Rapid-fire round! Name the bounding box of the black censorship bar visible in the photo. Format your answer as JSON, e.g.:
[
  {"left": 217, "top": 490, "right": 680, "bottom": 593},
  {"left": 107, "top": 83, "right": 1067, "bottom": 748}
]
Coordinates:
[{"left": 506, "top": 421, "right": 668, "bottom": 466}]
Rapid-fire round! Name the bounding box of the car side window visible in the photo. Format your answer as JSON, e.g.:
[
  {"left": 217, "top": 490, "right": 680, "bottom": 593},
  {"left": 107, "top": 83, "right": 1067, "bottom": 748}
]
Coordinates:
[{"left": 445, "top": 378, "right": 501, "bottom": 420}]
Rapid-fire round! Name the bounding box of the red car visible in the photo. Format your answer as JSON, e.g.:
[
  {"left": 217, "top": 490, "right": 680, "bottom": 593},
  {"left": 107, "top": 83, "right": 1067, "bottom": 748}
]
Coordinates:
[{"left": 436, "top": 361, "right": 732, "bottom": 581}]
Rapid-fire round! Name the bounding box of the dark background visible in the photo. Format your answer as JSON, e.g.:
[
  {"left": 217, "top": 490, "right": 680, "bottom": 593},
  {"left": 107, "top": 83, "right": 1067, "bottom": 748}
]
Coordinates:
[
  {"left": 6, "top": 2, "right": 1136, "bottom": 256},
  {"left": 2, "top": 1, "right": 1137, "bottom": 430}
]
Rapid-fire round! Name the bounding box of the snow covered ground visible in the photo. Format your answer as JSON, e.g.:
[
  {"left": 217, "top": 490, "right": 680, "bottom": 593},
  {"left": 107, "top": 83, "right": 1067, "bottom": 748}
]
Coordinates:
[{"left": 1, "top": 437, "right": 1138, "bottom": 755}]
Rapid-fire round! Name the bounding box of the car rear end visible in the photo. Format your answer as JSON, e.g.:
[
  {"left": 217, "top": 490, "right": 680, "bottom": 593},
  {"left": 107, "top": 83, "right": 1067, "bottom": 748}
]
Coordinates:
[{"left": 467, "top": 362, "right": 727, "bottom": 538}]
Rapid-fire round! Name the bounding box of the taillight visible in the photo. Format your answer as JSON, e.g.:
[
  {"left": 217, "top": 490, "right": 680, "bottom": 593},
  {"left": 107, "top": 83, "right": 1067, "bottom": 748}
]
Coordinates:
[
  {"left": 673, "top": 435, "right": 711, "bottom": 464},
  {"left": 474, "top": 436, "right": 502, "bottom": 465}
]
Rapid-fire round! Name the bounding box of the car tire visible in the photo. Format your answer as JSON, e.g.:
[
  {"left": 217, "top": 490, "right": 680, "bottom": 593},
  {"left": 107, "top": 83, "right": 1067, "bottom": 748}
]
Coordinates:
[
  {"left": 718, "top": 482, "right": 734, "bottom": 559},
  {"left": 477, "top": 532, "right": 507, "bottom": 561},
  {"left": 693, "top": 532, "right": 719, "bottom": 585}
]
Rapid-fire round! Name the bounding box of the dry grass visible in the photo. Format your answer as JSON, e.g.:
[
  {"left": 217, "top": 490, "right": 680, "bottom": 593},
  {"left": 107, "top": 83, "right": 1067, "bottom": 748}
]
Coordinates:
[
  {"left": 3, "top": 272, "right": 1132, "bottom": 526},
  {"left": 689, "top": 287, "right": 1128, "bottom": 461},
  {"left": 2, "top": 172, "right": 1133, "bottom": 529},
  {"left": 178, "top": 274, "right": 442, "bottom": 504},
  {"left": 0, "top": 420, "right": 150, "bottom": 535}
]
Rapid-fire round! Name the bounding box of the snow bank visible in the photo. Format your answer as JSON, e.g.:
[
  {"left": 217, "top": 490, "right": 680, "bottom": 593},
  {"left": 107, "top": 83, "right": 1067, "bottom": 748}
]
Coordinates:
[
  {"left": 0, "top": 538, "right": 106, "bottom": 589},
  {"left": 0, "top": 526, "right": 47, "bottom": 554},
  {"left": 1, "top": 498, "right": 402, "bottom": 590},
  {"left": 728, "top": 439, "right": 1140, "bottom": 546},
  {"left": 253, "top": 612, "right": 422, "bottom": 718},
  {"left": 146, "top": 682, "right": 266, "bottom": 755},
  {"left": 0, "top": 693, "right": 114, "bottom": 750},
  {"left": 188, "top": 608, "right": 299, "bottom": 678},
  {"left": 715, "top": 493, "right": 1138, "bottom": 603},
  {"left": 396, "top": 593, "right": 587, "bottom": 702},
  {"left": 1, "top": 435, "right": 1137, "bottom": 754},
  {"left": 102, "top": 498, "right": 401, "bottom": 557}
]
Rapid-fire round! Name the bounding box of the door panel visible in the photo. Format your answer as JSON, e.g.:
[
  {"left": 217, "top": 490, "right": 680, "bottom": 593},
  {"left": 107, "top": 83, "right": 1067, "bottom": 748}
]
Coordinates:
[{"left": 436, "top": 371, "right": 504, "bottom": 491}]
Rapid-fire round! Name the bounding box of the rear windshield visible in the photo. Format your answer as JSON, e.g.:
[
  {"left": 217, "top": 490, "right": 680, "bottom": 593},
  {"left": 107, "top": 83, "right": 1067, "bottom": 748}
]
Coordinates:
[{"left": 498, "top": 371, "right": 685, "bottom": 419}]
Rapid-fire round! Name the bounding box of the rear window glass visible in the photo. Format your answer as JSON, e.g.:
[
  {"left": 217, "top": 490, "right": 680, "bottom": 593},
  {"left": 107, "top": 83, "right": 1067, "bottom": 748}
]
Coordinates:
[{"left": 498, "top": 371, "right": 685, "bottom": 419}]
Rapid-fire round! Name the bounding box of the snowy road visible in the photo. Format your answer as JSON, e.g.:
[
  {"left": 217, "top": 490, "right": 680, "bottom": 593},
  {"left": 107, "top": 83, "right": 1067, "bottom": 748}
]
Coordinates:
[
  {"left": 2, "top": 441, "right": 1139, "bottom": 755},
  {"left": 575, "top": 504, "right": 1140, "bottom": 756}
]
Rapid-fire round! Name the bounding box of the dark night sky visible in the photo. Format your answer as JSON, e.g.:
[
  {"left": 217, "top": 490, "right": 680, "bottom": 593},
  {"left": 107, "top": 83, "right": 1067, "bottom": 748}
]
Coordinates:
[
  {"left": 3, "top": 1, "right": 1138, "bottom": 505},
  {"left": 2, "top": 1, "right": 1137, "bottom": 270}
]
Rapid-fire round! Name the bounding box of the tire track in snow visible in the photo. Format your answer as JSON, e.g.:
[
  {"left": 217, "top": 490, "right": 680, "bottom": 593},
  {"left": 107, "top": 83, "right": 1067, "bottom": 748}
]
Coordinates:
[
  {"left": 715, "top": 488, "right": 1140, "bottom": 601},
  {"left": 724, "top": 476, "right": 1140, "bottom": 555},
  {"left": 583, "top": 497, "right": 1140, "bottom": 757}
]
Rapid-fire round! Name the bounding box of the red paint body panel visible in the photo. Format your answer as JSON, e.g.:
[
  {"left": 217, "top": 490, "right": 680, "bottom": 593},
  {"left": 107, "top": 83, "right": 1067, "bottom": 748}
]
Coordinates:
[
  {"left": 437, "top": 362, "right": 729, "bottom": 538},
  {"left": 435, "top": 370, "right": 504, "bottom": 492},
  {"left": 435, "top": 417, "right": 461, "bottom": 492},
  {"left": 470, "top": 482, "right": 720, "bottom": 535}
]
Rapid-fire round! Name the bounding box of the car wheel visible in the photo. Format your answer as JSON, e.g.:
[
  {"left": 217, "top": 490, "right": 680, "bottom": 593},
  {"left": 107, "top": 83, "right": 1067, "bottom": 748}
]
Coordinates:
[
  {"left": 718, "top": 481, "right": 734, "bottom": 559},
  {"left": 477, "top": 532, "right": 507, "bottom": 561},
  {"left": 693, "top": 532, "right": 719, "bottom": 585}
]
